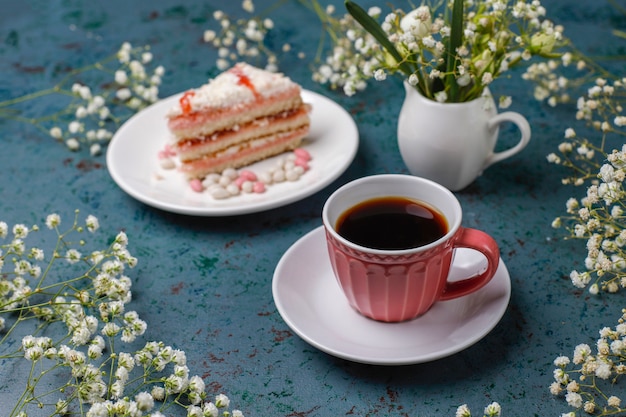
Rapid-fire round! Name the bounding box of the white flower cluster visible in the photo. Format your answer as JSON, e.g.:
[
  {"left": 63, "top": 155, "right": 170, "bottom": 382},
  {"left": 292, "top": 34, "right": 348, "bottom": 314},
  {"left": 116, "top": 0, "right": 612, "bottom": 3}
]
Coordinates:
[
  {"left": 203, "top": 5, "right": 280, "bottom": 72},
  {"left": 0, "top": 221, "right": 41, "bottom": 331},
  {"left": 315, "top": 0, "right": 563, "bottom": 102},
  {"left": 550, "top": 308, "right": 626, "bottom": 415},
  {"left": 548, "top": 74, "right": 626, "bottom": 295},
  {"left": 1, "top": 42, "right": 165, "bottom": 156},
  {"left": 311, "top": 6, "right": 382, "bottom": 96},
  {"left": 545, "top": 77, "right": 626, "bottom": 185},
  {"left": 43, "top": 42, "right": 164, "bottom": 155},
  {"left": 548, "top": 78, "right": 626, "bottom": 185},
  {"left": 522, "top": 51, "right": 585, "bottom": 106},
  {"left": 0, "top": 212, "right": 242, "bottom": 417},
  {"left": 552, "top": 146, "right": 626, "bottom": 293}
]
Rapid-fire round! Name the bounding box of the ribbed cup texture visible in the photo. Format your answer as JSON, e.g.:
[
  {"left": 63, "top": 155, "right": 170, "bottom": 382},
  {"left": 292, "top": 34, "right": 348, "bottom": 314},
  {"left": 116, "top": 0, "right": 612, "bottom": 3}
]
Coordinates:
[{"left": 325, "top": 230, "right": 455, "bottom": 322}]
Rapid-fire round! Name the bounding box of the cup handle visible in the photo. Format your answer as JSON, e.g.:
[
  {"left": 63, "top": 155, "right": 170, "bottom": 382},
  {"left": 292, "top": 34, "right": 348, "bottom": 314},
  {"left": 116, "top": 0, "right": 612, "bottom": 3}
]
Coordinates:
[
  {"left": 439, "top": 227, "right": 500, "bottom": 301},
  {"left": 483, "top": 111, "right": 531, "bottom": 170}
]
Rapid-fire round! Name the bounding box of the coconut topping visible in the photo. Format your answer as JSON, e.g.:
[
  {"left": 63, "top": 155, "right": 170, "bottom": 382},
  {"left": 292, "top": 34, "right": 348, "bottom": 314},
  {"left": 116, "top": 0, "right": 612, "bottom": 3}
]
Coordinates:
[{"left": 167, "top": 63, "right": 297, "bottom": 117}]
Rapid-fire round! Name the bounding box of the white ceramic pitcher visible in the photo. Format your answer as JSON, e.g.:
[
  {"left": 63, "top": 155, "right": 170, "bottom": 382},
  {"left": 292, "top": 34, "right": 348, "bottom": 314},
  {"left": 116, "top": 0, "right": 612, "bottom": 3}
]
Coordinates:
[{"left": 397, "top": 82, "right": 531, "bottom": 191}]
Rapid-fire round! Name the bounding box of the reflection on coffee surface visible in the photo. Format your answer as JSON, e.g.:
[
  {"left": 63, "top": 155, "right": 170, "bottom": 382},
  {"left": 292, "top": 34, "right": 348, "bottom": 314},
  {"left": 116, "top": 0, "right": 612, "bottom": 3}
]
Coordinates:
[{"left": 336, "top": 196, "right": 448, "bottom": 250}]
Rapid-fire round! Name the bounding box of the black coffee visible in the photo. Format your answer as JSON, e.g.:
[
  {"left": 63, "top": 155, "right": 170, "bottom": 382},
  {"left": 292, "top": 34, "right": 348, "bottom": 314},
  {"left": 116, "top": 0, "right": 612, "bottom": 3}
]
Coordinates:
[{"left": 336, "top": 196, "right": 448, "bottom": 250}]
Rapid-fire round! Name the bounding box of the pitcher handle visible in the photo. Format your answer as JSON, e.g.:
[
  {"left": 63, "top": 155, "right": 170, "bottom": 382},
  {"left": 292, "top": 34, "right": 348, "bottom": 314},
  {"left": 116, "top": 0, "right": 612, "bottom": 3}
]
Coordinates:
[{"left": 483, "top": 111, "right": 531, "bottom": 169}]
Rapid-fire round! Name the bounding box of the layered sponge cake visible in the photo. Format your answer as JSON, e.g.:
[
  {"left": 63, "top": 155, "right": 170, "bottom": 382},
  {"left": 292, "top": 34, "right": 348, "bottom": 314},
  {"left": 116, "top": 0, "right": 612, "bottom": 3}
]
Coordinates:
[{"left": 166, "top": 63, "right": 311, "bottom": 179}]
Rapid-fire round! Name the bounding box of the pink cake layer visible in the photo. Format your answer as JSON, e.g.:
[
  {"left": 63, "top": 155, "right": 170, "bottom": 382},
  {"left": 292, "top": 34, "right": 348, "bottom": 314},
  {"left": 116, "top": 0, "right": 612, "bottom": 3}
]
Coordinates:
[
  {"left": 174, "top": 105, "right": 311, "bottom": 162},
  {"left": 178, "top": 127, "right": 310, "bottom": 179}
]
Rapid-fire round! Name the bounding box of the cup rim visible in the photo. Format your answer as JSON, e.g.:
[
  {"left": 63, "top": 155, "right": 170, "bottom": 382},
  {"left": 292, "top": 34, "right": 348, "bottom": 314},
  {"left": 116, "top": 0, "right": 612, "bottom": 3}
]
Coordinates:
[{"left": 322, "top": 174, "right": 462, "bottom": 255}]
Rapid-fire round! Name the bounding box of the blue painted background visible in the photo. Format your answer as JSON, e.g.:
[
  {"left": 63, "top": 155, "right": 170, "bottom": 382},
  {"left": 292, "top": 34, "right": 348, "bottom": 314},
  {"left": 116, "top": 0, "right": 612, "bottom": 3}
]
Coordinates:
[{"left": 0, "top": 0, "right": 623, "bottom": 415}]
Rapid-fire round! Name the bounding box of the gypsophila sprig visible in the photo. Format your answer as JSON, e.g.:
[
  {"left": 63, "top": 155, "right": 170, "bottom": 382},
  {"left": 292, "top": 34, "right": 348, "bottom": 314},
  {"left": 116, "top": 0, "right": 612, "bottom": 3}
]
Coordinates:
[
  {"left": 202, "top": 0, "right": 377, "bottom": 92},
  {"left": 547, "top": 77, "right": 626, "bottom": 186},
  {"left": 545, "top": 12, "right": 626, "bottom": 294},
  {"left": 203, "top": 4, "right": 280, "bottom": 72},
  {"left": 0, "top": 42, "right": 164, "bottom": 156},
  {"left": 552, "top": 146, "right": 626, "bottom": 294},
  {"left": 550, "top": 308, "right": 626, "bottom": 416},
  {"left": 0, "top": 211, "right": 242, "bottom": 417},
  {"left": 309, "top": 2, "right": 380, "bottom": 96},
  {"left": 521, "top": 50, "right": 586, "bottom": 107},
  {"left": 521, "top": 33, "right": 625, "bottom": 108}
]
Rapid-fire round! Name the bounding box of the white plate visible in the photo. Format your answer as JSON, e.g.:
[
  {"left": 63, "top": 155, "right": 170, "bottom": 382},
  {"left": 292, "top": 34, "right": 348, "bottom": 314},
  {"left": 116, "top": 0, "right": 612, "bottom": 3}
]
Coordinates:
[
  {"left": 272, "top": 226, "right": 511, "bottom": 365},
  {"left": 106, "top": 90, "right": 358, "bottom": 216}
]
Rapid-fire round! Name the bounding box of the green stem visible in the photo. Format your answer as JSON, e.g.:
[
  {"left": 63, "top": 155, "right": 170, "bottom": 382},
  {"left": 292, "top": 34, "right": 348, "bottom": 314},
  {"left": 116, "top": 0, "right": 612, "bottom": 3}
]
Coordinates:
[
  {"left": 445, "top": 0, "right": 464, "bottom": 102},
  {"left": 0, "top": 87, "right": 63, "bottom": 108},
  {"left": 9, "top": 360, "right": 38, "bottom": 416},
  {"left": 0, "top": 54, "right": 116, "bottom": 112},
  {"left": 296, "top": 0, "right": 336, "bottom": 64}
]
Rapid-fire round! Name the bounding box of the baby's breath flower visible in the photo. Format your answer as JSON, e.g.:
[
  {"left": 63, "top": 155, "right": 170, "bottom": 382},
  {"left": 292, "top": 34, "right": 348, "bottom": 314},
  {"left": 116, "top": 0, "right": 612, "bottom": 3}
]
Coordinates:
[
  {"left": 102, "top": 321, "right": 121, "bottom": 337},
  {"left": 608, "top": 395, "right": 621, "bottom": 408},
  {"left": 483, "top": 402, "right": 501, "bottom": 417},
  {"left": 498, "top": 96, "right": 512, "bottom": 109},
  {"left": 455, "top": 404, "right": 471, "bottom": 417},
  {"left": 554, "top": 356, "right": 571, "bottom": 367},
  {"left": 90, "top": 143, "right": 101, "bottom": 156},
  {"left": 151, "top": 386, "right": 166, "bottom": 401},
  {"left": 46, "top": 213, "right": 61, "bottom": 229},
  {"left": 65, "top": 248, "right": 82, "bottom": 264},
  {"left": 566, "top": 392, "right": 583, "bottom": 408},
  {"left": 12, "top": 224, "right": 29, "bottom": 239},
  {"left": 66, "top": 138, "right": 80, "bottom": 151},
  {"left": 86, "top": 215, "right": 100, "bottom": 233},
  {"left": 49, "top": 126, "right": 62, "bottom": 139},
  {"left": 215, "top": 393, "right": 230, "bottom": 408}
]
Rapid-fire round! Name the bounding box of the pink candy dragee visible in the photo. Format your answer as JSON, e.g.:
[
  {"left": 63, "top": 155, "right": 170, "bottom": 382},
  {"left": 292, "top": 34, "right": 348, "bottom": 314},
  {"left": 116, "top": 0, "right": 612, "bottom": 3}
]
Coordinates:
[
  {"left": 253, "top": 181, "right": 265, "bottom": 193},
  {"left": 294, "top": 148, "right": 311, "bottom": 160},
  {"left": 295, "top": 158, "right": 309, "bottom": 170},
  {"left": 189, "top": 179, "right": 203, "bottom": 193},
  {"left": 173, "top": 149, "right": 313, "bottom": 199},
  {"left": 239, "top": 170, "right": 257, "bottom": 181},
  {"left": 235, "top": 177, "right": 247, "bottom": 188},
  {"left": 158, "top": 143, "right": 177, "bottom": 159}
]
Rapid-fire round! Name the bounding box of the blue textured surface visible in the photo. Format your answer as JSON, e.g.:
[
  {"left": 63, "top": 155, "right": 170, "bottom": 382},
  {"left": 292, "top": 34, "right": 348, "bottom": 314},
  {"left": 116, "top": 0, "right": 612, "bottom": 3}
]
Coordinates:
[{"left": 0, "top": 0, "right": 622, "bottom": 415}]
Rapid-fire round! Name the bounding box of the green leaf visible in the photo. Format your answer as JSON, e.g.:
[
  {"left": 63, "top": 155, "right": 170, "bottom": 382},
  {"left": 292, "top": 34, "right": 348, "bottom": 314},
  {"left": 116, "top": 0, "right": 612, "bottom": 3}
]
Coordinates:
[
  {"left": 344, "top": 0, "right": 413, "bottom": 76},
  {"left": 445, "top": 0, "right": 464, "bottom": 102}
]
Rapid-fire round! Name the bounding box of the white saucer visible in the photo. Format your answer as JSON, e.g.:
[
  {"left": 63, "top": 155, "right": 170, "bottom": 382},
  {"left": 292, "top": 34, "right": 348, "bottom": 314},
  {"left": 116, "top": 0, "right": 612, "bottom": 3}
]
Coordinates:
[
  {"left": 272, "top": 226, "right": 511, "bottom": 365},
  {"left": 106, "top": 90, "right": 358, "bottom": 216}
]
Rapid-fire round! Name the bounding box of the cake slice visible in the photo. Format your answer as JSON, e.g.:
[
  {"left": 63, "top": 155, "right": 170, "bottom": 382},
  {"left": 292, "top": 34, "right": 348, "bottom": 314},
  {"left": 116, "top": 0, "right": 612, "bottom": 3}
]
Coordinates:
[{"left": 166, "top": 63, "right": 311, "bottom": 179}]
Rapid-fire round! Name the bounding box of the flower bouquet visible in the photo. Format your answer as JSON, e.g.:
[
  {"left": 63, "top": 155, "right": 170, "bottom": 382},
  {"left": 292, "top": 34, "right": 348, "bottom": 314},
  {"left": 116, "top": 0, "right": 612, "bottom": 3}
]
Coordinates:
[{"left": 333, "top": 0, "right": 565, "bottom": 102}]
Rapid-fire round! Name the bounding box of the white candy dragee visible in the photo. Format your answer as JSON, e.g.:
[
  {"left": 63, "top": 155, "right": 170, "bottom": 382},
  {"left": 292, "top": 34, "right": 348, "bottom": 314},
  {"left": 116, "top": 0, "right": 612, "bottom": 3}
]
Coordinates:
[{"left": 158, "top": 147, "right": 312, "bottom": 200}]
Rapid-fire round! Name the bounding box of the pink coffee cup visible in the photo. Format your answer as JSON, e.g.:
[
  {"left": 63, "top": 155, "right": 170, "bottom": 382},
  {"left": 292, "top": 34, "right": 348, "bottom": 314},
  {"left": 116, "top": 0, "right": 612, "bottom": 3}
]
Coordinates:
[{"left": 322, "top": 174, "right": 500, "bottom": 322}]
